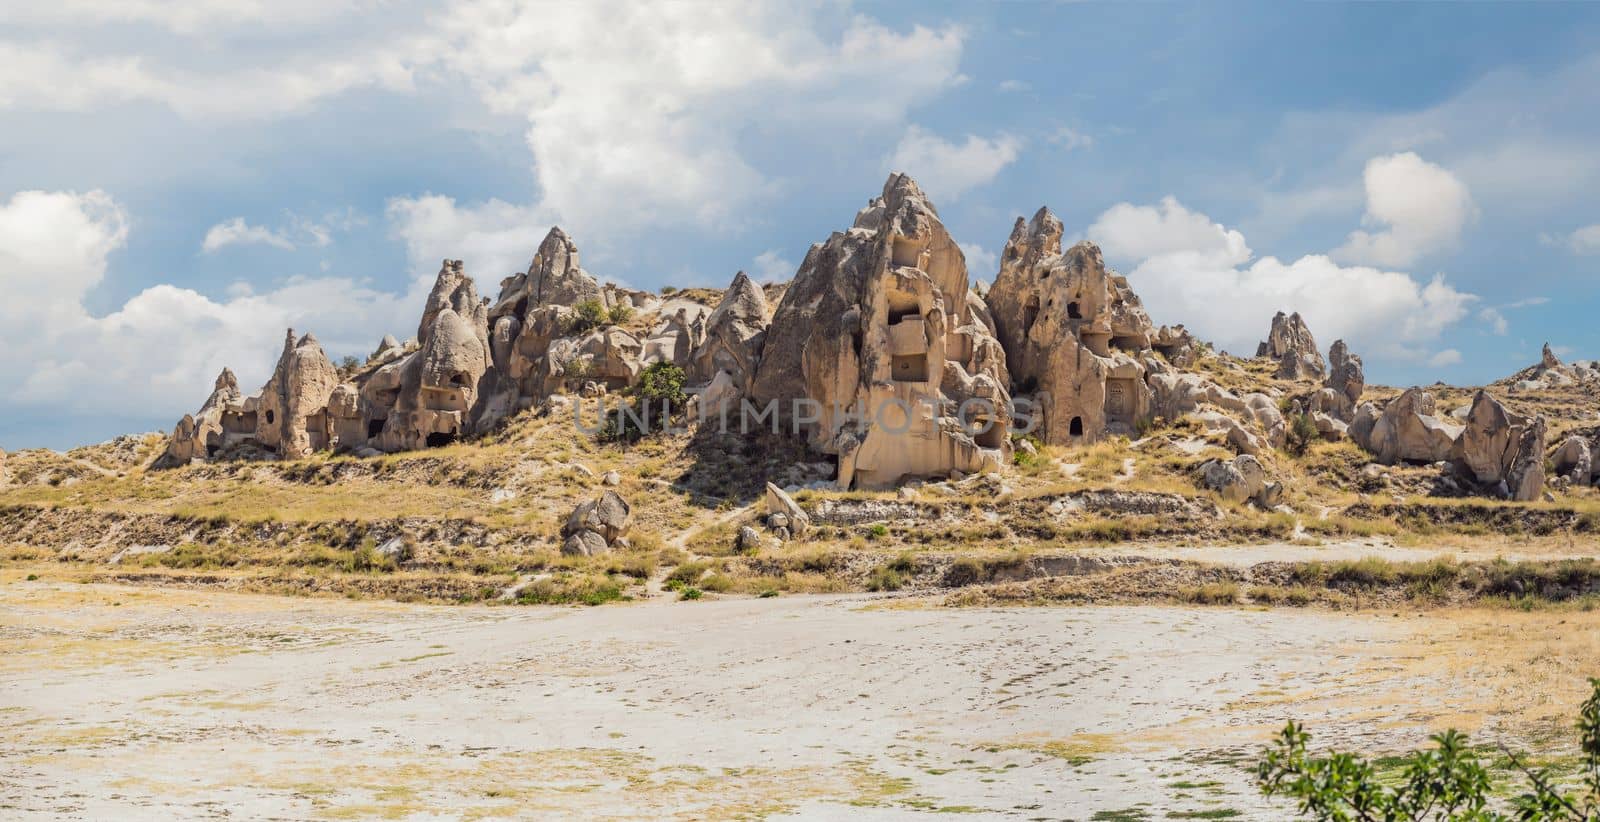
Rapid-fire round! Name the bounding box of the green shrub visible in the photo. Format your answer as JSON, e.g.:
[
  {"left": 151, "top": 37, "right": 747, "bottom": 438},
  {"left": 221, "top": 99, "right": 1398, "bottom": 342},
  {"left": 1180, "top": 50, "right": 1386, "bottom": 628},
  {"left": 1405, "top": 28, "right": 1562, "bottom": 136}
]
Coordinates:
[
  {"left": 566, "top": 299, "right": 609, "bottom": 334},
  {"left": 608, "top": 303, "right": 634, "bottom": 325},
  {"left": 1258, "top": 678, "right": 1600, "bottom": 819},
  {"left": 679, "top": 587, "right": 703, "bottom": 601}
]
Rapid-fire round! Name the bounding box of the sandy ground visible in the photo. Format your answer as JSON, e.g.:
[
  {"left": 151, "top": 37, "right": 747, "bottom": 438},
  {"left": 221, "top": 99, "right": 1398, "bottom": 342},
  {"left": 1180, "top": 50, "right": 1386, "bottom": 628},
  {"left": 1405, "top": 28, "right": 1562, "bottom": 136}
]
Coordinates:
[{"left": 3, "top": 576, "right": 1596, "bottom": 821}]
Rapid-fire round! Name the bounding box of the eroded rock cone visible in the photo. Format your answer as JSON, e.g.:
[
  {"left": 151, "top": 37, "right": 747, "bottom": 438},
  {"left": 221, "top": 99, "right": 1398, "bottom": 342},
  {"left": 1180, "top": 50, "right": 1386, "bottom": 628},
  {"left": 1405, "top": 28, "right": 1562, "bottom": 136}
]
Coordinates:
[
  {"left": 748, "top": 173, "right": 1011, "bottom": 488},
  {"left": 1257, "top": 311, "right": 1325, "bottom": 381},
  {"left": 688, "top": 270, "right": 770, "bottom": 389},
  {"left": 1325, "top": 339, "right": 1364, "bottom": 408},
  {"left": 1449, "top": 390, "right": 1546, "bottom": 501}
]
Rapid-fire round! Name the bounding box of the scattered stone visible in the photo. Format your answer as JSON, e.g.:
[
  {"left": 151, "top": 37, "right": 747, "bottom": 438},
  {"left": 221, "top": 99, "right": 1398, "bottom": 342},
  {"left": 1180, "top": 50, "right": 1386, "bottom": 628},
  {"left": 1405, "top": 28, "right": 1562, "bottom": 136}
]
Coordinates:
[
  {"left": 736, "top": 525, "right": 763, "bottom": 553},
  {"left": 765, "top": 482, "right": 810, "bottom": 538},
  {"left": 602, "top": 470, "right": 621, "bottom": 486}
]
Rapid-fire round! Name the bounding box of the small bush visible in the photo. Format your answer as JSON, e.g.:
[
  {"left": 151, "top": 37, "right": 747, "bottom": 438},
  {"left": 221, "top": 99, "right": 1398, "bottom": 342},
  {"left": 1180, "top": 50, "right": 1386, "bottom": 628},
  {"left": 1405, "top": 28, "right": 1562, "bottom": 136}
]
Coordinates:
[
  {"left": 1184, "top": 581, "right": 1240, "bottom": 605},
  {"left": 566, "top": 299, "right": 609, "bottom": 334},
  {"left": 679, "top": 587, "right": 703, "bottom": 601},
  {"left": 866, "top": 566, "right": 905, "bottom": 592},
  {"left": 866, "top": 523, "right": 889, "bottom": 541},
  {"left": 608, "top": 304, "right": 634, "bottom": 325}
]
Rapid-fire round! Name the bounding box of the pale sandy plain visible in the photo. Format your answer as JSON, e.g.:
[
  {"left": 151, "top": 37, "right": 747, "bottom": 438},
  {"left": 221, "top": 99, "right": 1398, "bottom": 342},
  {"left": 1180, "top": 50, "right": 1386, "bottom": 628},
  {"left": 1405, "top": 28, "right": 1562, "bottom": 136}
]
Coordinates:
[{"left": 4, "top": 572, "right": 1597, "bottom": 820}]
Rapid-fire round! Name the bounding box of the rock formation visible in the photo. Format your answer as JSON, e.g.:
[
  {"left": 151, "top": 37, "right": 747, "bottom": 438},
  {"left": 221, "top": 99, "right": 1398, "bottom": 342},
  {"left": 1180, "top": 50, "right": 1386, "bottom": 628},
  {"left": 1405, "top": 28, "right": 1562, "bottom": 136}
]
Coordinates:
[
  {"left": 1325, "top": 340, "right": 1364, "bottom": 407},
  {"left": 1553, "top": 435, "right": 1594, "bottom": 485},
  {"left": 257, "top": 330, "right": 340, "bottom": 459},
  {"left": 156, "top": 369, "right": 243, "bottom": 467},
  {"left": 1257, "top": 311, "right": 1325, "bottom": 380},
  {"left": 687, "top": 271, "right": 770, "bottom": 393},
  {"left": 1449, "top": 390, "right": 1546, "bottom": 501},
  {"left": 1355, "top": 388, "right": 1461, "bottom": 465},
  {"left": 749, "top": 173, "right": 1012, "bottom": 488},
  {"left": 561, "top": 490, "right": 632, "bottom": 555},
  {"left": 492, "top": 227, "right": 605, "bottom": 314},
  {"left": 360, "top": 260, "right": 492, "bottom": 452},
  {"left": 986, "top": 207, "right": 1157, "bottom": 444},
  {"left": 1199, "top": 454, "right": 1281, "bottom": 507}
]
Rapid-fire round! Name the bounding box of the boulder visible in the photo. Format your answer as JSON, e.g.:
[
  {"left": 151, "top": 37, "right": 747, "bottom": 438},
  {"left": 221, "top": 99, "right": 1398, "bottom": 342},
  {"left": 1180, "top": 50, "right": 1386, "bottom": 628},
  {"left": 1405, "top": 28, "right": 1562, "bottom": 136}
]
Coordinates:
[
  {"left": 593, "top": 490, "right": 632, "bottom": 543},
  {"left": 1552, "top": 435, "right": 1593, "bottom": 485},
  {"left": 559, "top": 490, "right": 632, "bottom": 554},
  {"left": 735, "top": 525, "right": 763, "bottom": 553},
  {"left": 561, "top": 530, "right": 609, "bottom": 557},
  {"left": 1257, "top": 311, "right": 1325, "bottom": 380},
  {"left": 1448, "top": 390, "right": 1546, "bottom": 501},
  {"left": 602, "top": 470, "right": 621, "bottom": 486},
  {"left": 1200, "top": 454, "right": 1273, "bottom": 505},
  {"left": 1358, "top": 388, "right": 1461, "bottom": 465},
  {"left": 765, "top": 482, "right": 810, "bottom": 538}
]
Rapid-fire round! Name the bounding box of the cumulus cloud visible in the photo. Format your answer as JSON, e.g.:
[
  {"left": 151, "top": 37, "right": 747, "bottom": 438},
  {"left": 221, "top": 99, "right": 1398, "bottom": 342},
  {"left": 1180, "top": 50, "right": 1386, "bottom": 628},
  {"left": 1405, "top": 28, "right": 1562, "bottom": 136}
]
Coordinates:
[
  {"left": 0, "top": 189, "right": 414, "bottom": 421},
  {"left": 1332, "top": 152, "right": 1476, "bottom": 267},
  {"left": 1087, "top": 196, "right": 1476, "bottom": 363},
  {"left": 888, "top": 126, "right": 1022, "bottom": 200},
  {"left": 433, "top": 3, "right": 967, "bottom": 235},
  {"left": 385, "top": 194, "right": 546, "bottom": 283}
]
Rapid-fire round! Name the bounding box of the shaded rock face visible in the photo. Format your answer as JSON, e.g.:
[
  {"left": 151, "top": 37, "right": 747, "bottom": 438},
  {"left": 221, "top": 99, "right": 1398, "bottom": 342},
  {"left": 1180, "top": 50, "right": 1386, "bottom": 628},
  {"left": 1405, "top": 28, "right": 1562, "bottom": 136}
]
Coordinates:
[
  {"left": 1553, "top": 435, "right": 1594, "bottom": 485},
  {"left": 1449, "top": 390, "right": 1546, "bottom": 501},
  {"left": 687, "top": 270, "right": 770, "bottom": 392},
  {"left": 1257, "top": 311, "right": 1325, "bottom": 380},
  {"left": 1325, "top": 339, "right": 1365, "bottom": 411},
  {"left": 258, "top": 331, "right": 340, "bottom": 459},
  {"left": 1356, "top": 387, "right": 1462, "bottom": 465},
  {"left": 749, "top": 173, "right": 1011, "bottom": 488},
  {"left": 986, "top": 207, "right": 1156, "bottom": 444},
  {"left": 1542, "top": 342, "right": 1561, "bottom": 371}
]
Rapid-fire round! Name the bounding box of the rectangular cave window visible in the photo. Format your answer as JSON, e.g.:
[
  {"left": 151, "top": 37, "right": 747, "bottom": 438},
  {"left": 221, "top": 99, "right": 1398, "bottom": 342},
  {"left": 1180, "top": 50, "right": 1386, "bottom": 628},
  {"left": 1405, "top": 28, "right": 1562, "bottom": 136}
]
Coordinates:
[
  {"left": 1069, "top": 416, "right": 1084, "bottom": 437},
  {"left": 891, "top": 353, "right": 928, "bottom": 382}
]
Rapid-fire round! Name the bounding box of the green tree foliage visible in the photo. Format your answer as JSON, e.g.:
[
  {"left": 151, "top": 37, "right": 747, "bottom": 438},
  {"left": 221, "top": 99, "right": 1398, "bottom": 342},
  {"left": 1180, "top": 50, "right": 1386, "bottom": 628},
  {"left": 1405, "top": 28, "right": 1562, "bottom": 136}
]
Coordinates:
[{"left": 1258, "top": 678, "right": 1600, "bottom": 820}]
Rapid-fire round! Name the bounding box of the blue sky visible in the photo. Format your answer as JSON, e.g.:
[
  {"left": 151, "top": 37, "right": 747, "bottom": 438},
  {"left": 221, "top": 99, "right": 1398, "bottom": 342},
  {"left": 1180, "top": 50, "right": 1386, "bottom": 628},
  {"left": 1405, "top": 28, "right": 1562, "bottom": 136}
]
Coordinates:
[{"left": 2, "top": 2, "right": 1598, "bottom": 449}]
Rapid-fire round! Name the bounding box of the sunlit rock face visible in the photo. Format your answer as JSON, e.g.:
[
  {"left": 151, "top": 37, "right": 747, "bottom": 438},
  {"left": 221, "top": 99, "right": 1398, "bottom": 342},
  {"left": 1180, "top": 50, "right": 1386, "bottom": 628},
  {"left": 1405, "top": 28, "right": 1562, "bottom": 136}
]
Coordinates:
[
  {"left": 750, "top": 173, "right": 1011, "bottom": 488},
  {"left": 986, "top": 207, "right": 1159, "bottom": 445}
]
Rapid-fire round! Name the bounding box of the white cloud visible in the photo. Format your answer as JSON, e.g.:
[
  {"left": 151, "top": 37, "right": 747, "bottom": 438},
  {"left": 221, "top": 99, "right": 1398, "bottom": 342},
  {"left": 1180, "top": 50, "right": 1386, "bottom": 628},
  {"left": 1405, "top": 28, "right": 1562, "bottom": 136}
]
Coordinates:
[
  {"left": 1088, "top": 196, "right": 1476, "bottom": 363},
  {"left": 0, "top": 41, "right": 418, "bottom": 120},
  {"left": 433, "top": 4, "right": 967, "bottom": 236},
  {"left": 1428, "top": 349, "right": 1463, "bottom": 367},
  {"left": 997, "top": 79, "right": 1029, "bottom": 93},
  {"left": 201, "top": 218, "right": 295, "bottom": 253},
  {"left": 888, "top": 126, "right": 1022, "bottom": 201},
  {"left": 201, "top": 210, "right": 364, "bottom": 253},
  {"left": 0, "top": 1, "right": 374, "bottom": 33},
  {"left": 1333, "top": 152, "right": 1476, "bottom": 267},
  {"left": 385, "top": 194, "right": 547, "bottom": 284},
  {"left": 751, "top": 250, "right": 794, "bottom": 282},
  {"left": 1543, "top": 223, "right": 1600, "bottom": 255},
  {"left": 1479, "top": 307, "right": 1508, "bottom": 336},
  {"left": 0, "top": 189, "right": 414, "bottom": 419},
  {"left": 1089, "top": 196, "right": 1250, "bottom": 266}
]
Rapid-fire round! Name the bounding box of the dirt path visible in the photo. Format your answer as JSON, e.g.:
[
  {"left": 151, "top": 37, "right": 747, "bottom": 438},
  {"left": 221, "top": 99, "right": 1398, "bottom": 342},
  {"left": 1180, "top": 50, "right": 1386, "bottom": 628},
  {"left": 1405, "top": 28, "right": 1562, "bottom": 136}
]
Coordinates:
[{"left": 1, "top": 578, "right": 1591, "bottom": 820}]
